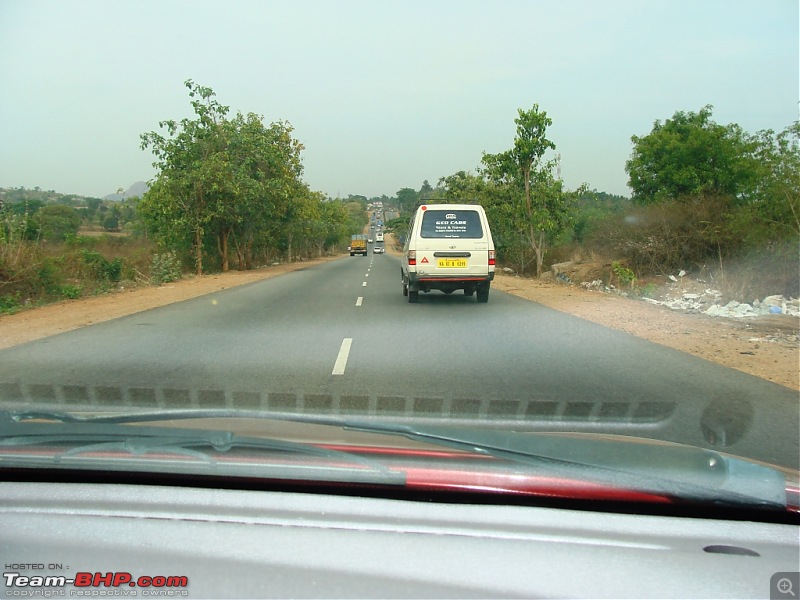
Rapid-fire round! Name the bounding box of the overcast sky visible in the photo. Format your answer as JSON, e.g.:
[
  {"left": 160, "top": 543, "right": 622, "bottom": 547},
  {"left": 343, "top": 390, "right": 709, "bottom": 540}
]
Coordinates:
[{"left": 0, "top": 0, "right": 797, "bottom": 200}]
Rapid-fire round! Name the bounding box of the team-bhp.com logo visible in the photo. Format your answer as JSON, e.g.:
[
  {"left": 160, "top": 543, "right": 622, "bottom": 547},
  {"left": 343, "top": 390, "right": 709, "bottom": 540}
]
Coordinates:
[{"left": 4, "top": 571, "right": 189, "bottom": 596}]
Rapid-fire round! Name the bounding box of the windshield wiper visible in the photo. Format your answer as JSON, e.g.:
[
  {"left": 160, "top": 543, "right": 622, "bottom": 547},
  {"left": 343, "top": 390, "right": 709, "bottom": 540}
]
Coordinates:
[
  {"left": 0, "top": 410, "right": 403, "bottom": 485},
  {"left": 0, "top": 408, "right": 789, "bottom": 510}
]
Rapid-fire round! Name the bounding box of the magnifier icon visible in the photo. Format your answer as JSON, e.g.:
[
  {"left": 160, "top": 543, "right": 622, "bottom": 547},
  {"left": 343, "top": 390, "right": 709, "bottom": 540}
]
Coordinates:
[{"left": 777, "top": 578, "right": 796, "bottom": 597}]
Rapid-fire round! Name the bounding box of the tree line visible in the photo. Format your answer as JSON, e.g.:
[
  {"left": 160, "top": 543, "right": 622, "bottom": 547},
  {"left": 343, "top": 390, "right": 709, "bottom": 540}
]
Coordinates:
[
  {"left": 385, "top": 104, "right": 798, "bottom": 298},
  {"left": 2, "top": 84, "right": 797, "bottom": 312}
]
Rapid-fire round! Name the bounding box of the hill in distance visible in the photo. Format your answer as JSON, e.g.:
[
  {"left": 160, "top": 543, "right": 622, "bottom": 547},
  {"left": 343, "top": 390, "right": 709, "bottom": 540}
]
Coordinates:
[{"left": 104, "top": 181, "right": 149, "bottom": 201}]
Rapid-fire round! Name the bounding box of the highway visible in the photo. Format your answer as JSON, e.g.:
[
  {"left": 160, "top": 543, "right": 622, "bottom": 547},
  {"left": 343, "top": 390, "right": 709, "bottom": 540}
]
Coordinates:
[{"left": 0, "top": 243, "right": 797, "bottom": 468}]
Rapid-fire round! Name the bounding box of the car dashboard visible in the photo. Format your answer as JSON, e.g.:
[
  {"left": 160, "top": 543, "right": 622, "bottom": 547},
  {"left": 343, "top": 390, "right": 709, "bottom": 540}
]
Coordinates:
[{"left": 2, "top": 479, "right": 798, "bottom": 599}]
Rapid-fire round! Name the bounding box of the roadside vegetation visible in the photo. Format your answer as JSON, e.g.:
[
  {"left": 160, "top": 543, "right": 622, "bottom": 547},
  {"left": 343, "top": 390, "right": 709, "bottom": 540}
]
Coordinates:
[
  {"left": 387, "top": 105, "right": 799, "bottom": 302},
  {"left": 2, "top": 84, "right": 797, "bottom": 314},
  {"left": 0, "top": 81, "right": 366, "bottom": 314}
]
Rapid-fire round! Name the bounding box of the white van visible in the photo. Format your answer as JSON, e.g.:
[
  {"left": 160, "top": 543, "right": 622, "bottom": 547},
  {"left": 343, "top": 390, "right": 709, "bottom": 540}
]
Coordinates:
[
  {"left": 375, "top": 231, "right": 384, "bottom": 242},
  {"left": 401, "top": 203, "right": 495, "bottom": 303}
]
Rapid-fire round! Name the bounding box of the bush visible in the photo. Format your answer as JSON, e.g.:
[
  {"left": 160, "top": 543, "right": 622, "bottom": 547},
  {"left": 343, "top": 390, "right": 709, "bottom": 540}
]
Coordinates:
[
  {"left": 0, "top": 293, "right": 21, "bottom": 314},
  {"left": 577, "top": 193, "right": 798, "bottom": 300},
  {"left": 150, "top": 252, "right": 182, "bottom": 285},
  {"left": 611, "top": 261, "right": 637, "bottom": 289},
  {"left": 80, "top": 250, "right": 123, "bottom": 283},
  {"left": 33, "top": 205, "right": 81, "bottom": 242},
  {"left": 585, "top": 195, "right": 732, "bottom": 275},
  {"left": 33, "top": 258, "right": 63, "bottom": 296},
  {"left": 60, "top": 284, "right": 82, "bottom": 299}
]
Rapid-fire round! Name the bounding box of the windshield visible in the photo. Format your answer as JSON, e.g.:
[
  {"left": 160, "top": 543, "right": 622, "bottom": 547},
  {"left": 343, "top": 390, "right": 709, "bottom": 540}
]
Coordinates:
[{"left": 0, "top": 0, "right": 797, "bottom": 525}]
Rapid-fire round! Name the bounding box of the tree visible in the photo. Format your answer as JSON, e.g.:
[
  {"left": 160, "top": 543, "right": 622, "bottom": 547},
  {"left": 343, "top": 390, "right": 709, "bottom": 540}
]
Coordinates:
[
  {"left": 418, "top": 180, "right": 434, "bottom": 200},
  {"left": 102, "top": 214, "right": 120, "bottom": 231},
  {"left": 140, "top": 80, "right": 306, "bottom": 274},
  {"left": 481, "top": 104, "right": 573, "bottom": 277},
  {"left": 140, "top": 80, "right": 232, "bottom": 275},
  {"left": 212, "top": 114, "right": 304, "bottom": 271},
  {"left": 395, "top": 188, "right": 418, "bottom": 213},
  {"left": 33, "top": 205, "right": 81, "bottom": 241},
  {"left": 625, "top": 105, "right": 759, "bottom": 204},
  {"left": 318, "top": 199, "right": 351, "bottom": 256},
  {"left": 85, "top": 197, "right": 102, "bottom": 222},
  {"left": 747, "top": 121, "right": 800, "bottom": 238}
]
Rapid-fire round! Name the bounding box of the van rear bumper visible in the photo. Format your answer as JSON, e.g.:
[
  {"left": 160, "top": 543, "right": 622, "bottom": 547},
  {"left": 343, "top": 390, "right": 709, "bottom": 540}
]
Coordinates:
[
  {"left": 414, "top": 275, "right": 494, "bottom": 282},
  {"left": 408, "top": 271, "right": 494, "bottom": 282},
  {"left": 406, "top": 271, "right": 494, "bottom": 292}
]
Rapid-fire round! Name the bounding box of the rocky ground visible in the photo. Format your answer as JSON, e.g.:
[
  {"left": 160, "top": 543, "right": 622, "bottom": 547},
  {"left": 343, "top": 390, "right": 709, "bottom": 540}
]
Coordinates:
[{"left": 1, "top": 247, "right": 798, "bottom": 391}]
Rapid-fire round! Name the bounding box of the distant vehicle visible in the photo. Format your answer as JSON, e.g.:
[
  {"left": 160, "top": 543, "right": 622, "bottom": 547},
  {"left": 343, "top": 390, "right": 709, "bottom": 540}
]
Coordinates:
[
  {"left": 373, "top": 246, "right": 384, "bottom": 254},
  {"left": 368, "top": 237, "right": 374, "bottom": 244},
  {"left": 376, "top": 232, "right": 384, "bottom": 242},
  {"left": 401, "top": 203, "right": 495, "bottom": 303},
  {"left": 349, "top": 234, "right": 368, "bottom": 256}
]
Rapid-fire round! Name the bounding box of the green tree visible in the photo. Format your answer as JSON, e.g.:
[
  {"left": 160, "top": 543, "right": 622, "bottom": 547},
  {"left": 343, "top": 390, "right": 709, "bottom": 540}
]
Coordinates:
[
  {"left": 482, "top": 104, "right": 573, "bottom": 277},
  {"left": 140, "top": 80, "right": 232, "bottom": 275},
  {"left": 139, "top": 80, "right": 305, "bottom": 274},
  {"left": 102, "top": 214, "right": 120, "bottom": 231},
  {"left": 318, "top": 199, "right": 351, "bottom": 255},
  {"left": 33, "top": 204, "right": 81, "bottom": 241},
  {"left": 746, "top": 121, "right": 800, "bottom": 238},
  {"left": 418, "top": 180, "right": 434, "bottom": 200},
  {"left": 625, "top": 105, "right": 759, "bottom": 204},
  {"left": 85, "top": 197, "right": 102, "bottom": 222},
  {"left": 9, "top": 198, "right": 44, "bottom": 217},
  {"left": 281, "top": 186, "right": 322, "bottom": 263},
  {"left": 395, "top": 188, "right": 418, "bottom": 213},
  {"left": 340, "top": 200, "right": 367, "bottom": 234},
  {"left": 212, "top": 114, "right": 304, "bottom": 271}
]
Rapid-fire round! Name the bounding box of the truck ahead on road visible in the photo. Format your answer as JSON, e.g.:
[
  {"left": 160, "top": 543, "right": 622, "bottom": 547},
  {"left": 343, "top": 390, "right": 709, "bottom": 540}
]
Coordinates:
[{"left": 350, "top": 234, "right": 368, "bottom": 256}]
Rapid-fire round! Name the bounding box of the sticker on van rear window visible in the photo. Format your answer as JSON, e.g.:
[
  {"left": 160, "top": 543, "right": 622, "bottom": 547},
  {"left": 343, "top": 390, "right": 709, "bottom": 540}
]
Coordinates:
[{"left": 420, "top": 210, "right": 483, "bottom": 238}]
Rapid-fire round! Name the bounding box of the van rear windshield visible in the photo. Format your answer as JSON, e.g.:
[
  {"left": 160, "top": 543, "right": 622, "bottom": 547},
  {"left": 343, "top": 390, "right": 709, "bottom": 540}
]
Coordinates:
[{"left": 420, "top": 210, "right": 483, "bottom": 239}]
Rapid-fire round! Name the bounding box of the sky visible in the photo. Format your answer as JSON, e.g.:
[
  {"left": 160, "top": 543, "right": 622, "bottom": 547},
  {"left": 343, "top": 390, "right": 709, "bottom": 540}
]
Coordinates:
[{"left": 0, "top": 0, "right": 797, "bottom": 200}]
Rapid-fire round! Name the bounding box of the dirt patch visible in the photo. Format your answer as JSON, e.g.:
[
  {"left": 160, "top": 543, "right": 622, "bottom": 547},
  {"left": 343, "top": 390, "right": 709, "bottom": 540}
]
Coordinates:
[{"left": 2, "top": 241, "right": 798, "bottom": 391}]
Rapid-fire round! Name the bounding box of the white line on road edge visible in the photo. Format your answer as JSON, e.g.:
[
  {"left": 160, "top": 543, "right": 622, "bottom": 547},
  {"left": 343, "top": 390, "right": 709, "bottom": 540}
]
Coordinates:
[
  {"left": 332, "top": 338, "right": 353, "bottom": 375},
  {"left": 356, "top": 297, "right": 363, "bottom": 306},
  {"left": 362, "top": 281, "right": 367, "bottom": 287},
  {"left": 365, "top": 273, "right": 369, "bottom": 277}
]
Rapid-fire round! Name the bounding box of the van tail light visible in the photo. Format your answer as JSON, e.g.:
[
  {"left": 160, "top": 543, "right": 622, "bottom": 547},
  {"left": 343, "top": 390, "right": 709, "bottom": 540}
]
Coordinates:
[
  {"left": 488, "top": 250, "right": 496, "bottom": 266},
  {"left": 408, "top": 250, "right": 416, "bottom": 266}
]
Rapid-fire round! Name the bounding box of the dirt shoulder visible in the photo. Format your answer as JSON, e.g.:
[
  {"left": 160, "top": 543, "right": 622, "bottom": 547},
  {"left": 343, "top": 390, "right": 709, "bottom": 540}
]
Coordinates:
[{"left": 2, "top": 242, "right": 798, "bottom": 391}]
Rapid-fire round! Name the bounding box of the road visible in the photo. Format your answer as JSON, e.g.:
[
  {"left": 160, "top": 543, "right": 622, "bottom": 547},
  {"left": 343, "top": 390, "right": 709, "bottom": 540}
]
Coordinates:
[{"left": 0, "top": 244, "right": 797, "bottom": 468}]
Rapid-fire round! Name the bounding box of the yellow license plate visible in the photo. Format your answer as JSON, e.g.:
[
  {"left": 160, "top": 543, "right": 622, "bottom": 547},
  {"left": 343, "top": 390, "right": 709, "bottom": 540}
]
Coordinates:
[{"left": 437, "top": 258, "right": 467, "bottom": 268}]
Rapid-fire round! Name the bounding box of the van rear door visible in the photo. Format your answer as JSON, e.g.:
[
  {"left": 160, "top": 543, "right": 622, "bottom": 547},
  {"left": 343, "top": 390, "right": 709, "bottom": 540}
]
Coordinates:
[{"left": 414, "top": 208, "right": 490, "bottom": 278}]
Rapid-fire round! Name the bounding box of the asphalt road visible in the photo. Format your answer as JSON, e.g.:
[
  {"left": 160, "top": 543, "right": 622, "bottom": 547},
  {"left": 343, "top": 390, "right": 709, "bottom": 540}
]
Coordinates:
[{"left": 0, "top": 245, "right": 797, "bottom": 468}]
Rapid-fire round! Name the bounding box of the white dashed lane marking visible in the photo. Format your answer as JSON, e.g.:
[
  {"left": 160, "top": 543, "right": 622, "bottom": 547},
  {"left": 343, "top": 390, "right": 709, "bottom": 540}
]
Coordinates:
[{"left": 332, "top": 338, "right": 353, "bottom": 375}]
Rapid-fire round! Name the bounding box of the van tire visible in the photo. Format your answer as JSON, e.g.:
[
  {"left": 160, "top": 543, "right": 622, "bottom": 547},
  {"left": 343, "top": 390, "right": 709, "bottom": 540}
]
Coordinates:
[
  {"left": 476, "top": 284, "right": 490, "bottom": 303},
  {"left": 464, "top": 288, "right": 474, "bottom": 297},
  {"left": 402, "top": 282, "right": 408, "bottom": 296},
  {"left": 408, "top": 290, "right": 419, "bottom": 303}
]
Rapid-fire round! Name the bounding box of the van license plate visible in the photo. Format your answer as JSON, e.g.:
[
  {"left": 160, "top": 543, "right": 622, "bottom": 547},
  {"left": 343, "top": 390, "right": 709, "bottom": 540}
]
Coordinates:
[{"left": 438, "top": 259, "right": 467, "bottom": 268}]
